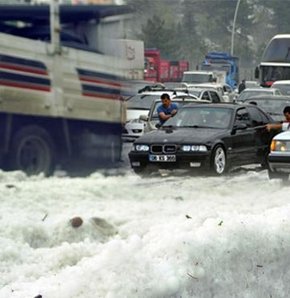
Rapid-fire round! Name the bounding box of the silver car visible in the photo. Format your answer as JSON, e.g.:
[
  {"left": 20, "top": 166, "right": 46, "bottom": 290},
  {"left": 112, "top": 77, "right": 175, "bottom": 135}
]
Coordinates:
[
  {"left": 236, "top": 87, "right": 282, "bottom": 102},
  {"left": 268, "top": 130, "right": 290, "bottom": 181}
]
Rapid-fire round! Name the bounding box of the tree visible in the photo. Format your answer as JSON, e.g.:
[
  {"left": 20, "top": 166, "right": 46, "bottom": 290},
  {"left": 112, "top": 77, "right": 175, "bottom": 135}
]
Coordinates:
[{"left": 264, "top": 0, "right": 290, "bottom": 34}]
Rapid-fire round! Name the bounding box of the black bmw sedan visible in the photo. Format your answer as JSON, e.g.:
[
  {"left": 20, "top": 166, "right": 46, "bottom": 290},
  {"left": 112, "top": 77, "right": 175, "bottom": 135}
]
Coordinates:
[{"left": 128, "top": 103, "right": 276, "bottom": 176}]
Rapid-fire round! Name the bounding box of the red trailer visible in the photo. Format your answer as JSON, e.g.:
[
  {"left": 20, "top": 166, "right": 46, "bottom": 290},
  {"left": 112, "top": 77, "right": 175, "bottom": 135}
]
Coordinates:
[
  {"left": 144, "top": 48, "right": 161, "bottom": 82},
  {"left": 144, "top": 48, "right": 189, "bottom": 83},
  {"left": 160, "top": 59, "right": 170, "bottom": 82}
]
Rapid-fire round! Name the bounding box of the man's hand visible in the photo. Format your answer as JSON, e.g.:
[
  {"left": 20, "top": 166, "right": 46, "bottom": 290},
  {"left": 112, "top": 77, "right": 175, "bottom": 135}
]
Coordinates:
[
  {"left": 171, "top": 109, "right": 177, "bottom": 116},
  {"left": 266, "top": 123, "right": 282, "bottom": 131}
]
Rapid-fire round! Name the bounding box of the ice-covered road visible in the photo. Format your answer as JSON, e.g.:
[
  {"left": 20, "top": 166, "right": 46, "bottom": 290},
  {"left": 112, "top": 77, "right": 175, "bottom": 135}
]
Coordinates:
[{"left": 0, "top": 145, "right": 290, "bottom": 298}]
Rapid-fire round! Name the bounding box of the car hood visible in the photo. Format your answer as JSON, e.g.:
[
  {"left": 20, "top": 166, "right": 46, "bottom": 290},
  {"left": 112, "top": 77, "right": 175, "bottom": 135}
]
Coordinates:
[
  {"left": 136, "top": 127, "right": 226, "bottom": 144},
  {"left": 127, "top": 109, "right": 149, "bottom": 121},
  {"left": 273, "top": 130, "right": 290, "bottom": 141}
]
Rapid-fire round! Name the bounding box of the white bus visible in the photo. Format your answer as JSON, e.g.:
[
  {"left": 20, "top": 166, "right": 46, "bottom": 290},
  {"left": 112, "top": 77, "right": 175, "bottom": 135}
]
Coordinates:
[{"left": 256, "top": 34, "right": 290, "bottom": 87}]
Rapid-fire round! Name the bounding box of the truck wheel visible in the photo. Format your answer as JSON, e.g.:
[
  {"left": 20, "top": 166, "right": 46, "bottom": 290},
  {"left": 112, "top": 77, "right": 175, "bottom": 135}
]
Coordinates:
[{"left": 9, "top": 125, "right": 56, "bottom": 176}]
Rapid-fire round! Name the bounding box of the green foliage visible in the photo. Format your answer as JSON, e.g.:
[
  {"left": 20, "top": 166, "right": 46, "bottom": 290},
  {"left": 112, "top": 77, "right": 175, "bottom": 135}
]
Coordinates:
[
  {"left": 124, "top": 0, "right": 290, "bottom": 71},
  {"left": 264, "top": 0, "right": 290, "bottom": 33}
]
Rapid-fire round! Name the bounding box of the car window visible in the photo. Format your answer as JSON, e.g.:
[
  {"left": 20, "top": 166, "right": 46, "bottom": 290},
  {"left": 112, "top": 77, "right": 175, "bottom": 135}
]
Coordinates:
[
  {"left": 247, "top": 106, "right": 270, "bottom": 126},
  {"left": 235, "top": 108, "right": 251, "bottom": 126},
  {"left": 209, "top": 91, "right": 221, "bottom": 103},
  {"left": 224, "top": 85, "right": 231, "bottom": 93},
  {"left": 201, "top": 91, "right": 211, "bottom": 101}
]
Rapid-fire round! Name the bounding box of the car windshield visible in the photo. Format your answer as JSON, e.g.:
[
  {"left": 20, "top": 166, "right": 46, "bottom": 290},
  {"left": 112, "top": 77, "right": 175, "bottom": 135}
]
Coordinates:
[
  {"left": 126, "top": 94, "right": 160, "bottom": 109},
  {"left": 164, "top": 106, "right": 232, "bottom": 129},
  {"left": 150, "top": 100, "right": 197, "bottom": 120},
  {"left": 186, "top": 89, "right": 202, "bottom": 97},
  {"left": 245, "top": 81, "right": 259, "bottom": 88},
  {"left": 238, "top": 89, "right": 276, "bottom": 102},
  {"left": 245, "top": 98, "right": 290, "bottom": 115}
]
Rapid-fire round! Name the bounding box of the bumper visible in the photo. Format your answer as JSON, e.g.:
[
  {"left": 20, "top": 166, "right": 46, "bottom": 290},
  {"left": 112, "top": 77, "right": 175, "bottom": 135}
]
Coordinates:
[
  {"left": 128, "top": 151, "right": 211, "bottom": 170},
  {"left": 268, "top": 153, "right": 290, "bottom": 173},
  {"left": 122, "top": 134, "right": 141, "bottom": 142}
]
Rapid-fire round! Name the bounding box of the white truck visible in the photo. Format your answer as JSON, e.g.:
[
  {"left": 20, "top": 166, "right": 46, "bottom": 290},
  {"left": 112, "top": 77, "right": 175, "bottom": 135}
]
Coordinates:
[
  {"left": 182, "top": 70, "right": 226, "bottom": 85},
  {"left": 0, "top": 3, "right": 139, "bottom": 176}
]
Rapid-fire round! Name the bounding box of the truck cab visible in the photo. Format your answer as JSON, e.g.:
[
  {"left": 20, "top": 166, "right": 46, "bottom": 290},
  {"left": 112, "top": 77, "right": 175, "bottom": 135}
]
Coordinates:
[{"left": 182, "top": 70, "right": 215, "bottom": 84}]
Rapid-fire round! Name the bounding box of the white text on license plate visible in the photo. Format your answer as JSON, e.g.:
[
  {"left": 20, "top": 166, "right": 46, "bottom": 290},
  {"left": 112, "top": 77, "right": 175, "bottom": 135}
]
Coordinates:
[{"left": 149, "top": 155, "right": 176, "bottom": 162}]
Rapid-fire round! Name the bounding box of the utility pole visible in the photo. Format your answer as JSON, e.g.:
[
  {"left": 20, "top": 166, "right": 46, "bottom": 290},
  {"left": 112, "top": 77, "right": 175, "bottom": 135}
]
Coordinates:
[{"left": 231, "top": 0, "right": 241, "bottom": 56}]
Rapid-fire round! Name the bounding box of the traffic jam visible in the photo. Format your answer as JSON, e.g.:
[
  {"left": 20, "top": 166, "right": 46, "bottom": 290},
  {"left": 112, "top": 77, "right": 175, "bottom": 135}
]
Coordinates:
[{"left": 123, "top": 44, "right": 290, "bottom": 181}]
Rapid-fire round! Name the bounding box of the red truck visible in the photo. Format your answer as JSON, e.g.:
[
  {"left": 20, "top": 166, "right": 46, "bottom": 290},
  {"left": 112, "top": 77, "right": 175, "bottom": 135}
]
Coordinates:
[{"left": 144, "top": 48, "right": 189, "bottom": 83}]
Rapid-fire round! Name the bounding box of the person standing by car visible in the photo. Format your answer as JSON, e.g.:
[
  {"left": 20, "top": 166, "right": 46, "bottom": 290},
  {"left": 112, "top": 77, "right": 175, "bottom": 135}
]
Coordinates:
[
  {"left": 266, "top": 106, "right": 290, "bottom": 131},
  {"left": 238, "top": 79, "right": 246, "bottom": 94},
  {"left": 157, "top": 93, "right": 178, "bottom": 125}
]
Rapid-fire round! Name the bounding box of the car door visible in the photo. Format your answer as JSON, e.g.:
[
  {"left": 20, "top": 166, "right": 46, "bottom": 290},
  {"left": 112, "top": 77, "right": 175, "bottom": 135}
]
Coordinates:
[
  {"left": 247, "top": 106, "right": 274, "bottom": 162},
  {"left": 230, "top": 107, "right": 257, "bottom": 165}
]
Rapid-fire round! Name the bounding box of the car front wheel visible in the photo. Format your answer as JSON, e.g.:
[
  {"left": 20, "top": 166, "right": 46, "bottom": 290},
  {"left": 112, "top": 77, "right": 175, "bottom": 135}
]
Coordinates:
[
  {"left": 268, "top": 169, "right": 289, "bottom": 181},
  {"left": 211, "top": 145, "right": 227, "bottom": 175}
]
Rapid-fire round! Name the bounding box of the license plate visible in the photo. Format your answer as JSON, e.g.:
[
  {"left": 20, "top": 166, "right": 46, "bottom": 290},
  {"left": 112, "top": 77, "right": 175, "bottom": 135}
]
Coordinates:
[{"left": 149, "top": 154, "right": 176, "bottom": 162}]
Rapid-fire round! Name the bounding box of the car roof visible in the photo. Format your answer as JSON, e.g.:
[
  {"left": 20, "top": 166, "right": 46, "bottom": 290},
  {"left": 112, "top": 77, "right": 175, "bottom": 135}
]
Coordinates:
[
  {"left": 241, "top": 87, "right": 275, "bottom": 92},
  {"left": 190, "top": 83, "right": 224, "bottom": 88},
  {"left": 181, "top": 102, "right": 240, "bottom": 109},
  {"left": 271, "top": 80, "right": 290, "bottom": 85},
  {"left": 152, "top": 97, "right": 208, "bottom": 104}
]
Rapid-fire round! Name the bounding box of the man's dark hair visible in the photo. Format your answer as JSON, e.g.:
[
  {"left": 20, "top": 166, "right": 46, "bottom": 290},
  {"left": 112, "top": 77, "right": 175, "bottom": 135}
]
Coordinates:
[
  {"left": 283, "top": 106, "right": 290, "bottom": 114},
  {"left": 161, "top": 93, "right": 170, "bottom": 100}
]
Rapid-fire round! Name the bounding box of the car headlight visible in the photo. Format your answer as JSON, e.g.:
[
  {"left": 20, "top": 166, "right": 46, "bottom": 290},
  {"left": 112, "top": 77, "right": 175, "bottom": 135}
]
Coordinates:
[
  {"left": 134, "top": 144, "right": 150, "bottom": 152},
  {"left": 181, "top": 145, "right": 208, "bottom": 152},
  {"left": 270, "top": 140, "right": 290, "bottom": 152}
]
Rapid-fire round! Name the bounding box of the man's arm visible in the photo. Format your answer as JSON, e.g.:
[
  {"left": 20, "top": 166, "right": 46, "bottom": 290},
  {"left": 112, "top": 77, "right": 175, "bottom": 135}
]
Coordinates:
[
  {"left": 159, "top": 112, "right": 172, "bottom": 121},
  {"left": 266, "top": 123, "right": 282, "bottom": 131}
]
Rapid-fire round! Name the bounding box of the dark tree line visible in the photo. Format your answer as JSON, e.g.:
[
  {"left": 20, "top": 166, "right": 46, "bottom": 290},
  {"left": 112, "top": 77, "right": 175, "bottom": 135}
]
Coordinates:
[{"left": 125, "top": 0, "right": 290, "bottom": 78}]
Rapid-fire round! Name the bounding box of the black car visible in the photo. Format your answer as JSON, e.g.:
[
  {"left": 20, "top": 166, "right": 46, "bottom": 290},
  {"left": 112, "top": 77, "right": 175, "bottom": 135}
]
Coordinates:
[{"left": 129, "top": 103, "right": 275, "bottom": 175}]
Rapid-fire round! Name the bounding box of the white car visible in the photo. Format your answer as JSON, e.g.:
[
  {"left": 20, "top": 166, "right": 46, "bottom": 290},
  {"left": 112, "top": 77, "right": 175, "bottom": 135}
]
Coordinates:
[
  {"left": 236, "top": 87, "right": 282, "bottom": 102},
  {"left": 123, "top": 91, "right": 168, "bottom": 141},
  {"left": 122, "top": 118, "right": 145, "bottom": 142},
  {"left": 271, "top": 80, "right": 290, "bottom": 95},
  {"left": 268, "top": 130, "right": 290, "bottom": 181},
  {"left": 183, "top": 83, "right": 229, "bottom": 102}
]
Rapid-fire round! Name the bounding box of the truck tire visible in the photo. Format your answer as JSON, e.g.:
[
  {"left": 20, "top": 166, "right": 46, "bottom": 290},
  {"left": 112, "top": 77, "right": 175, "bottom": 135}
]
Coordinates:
[{"left": 9, "top": 125, "right": 56, "bottom": 176}]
